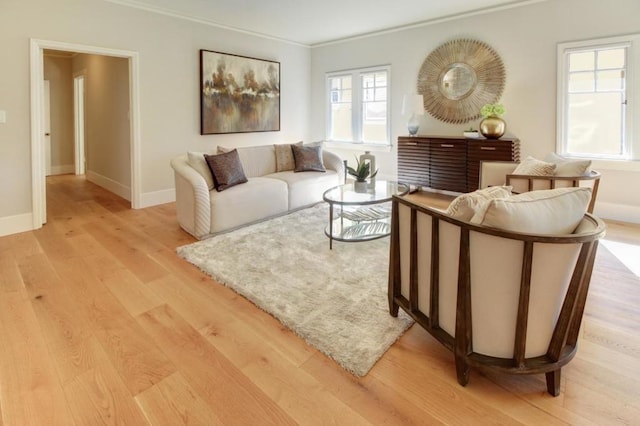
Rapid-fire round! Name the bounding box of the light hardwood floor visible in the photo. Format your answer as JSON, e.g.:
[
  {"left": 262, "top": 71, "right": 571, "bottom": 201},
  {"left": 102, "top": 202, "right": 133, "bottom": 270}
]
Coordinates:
[{"left": 0, "top": 175, "right": 638, "bottom": 425}]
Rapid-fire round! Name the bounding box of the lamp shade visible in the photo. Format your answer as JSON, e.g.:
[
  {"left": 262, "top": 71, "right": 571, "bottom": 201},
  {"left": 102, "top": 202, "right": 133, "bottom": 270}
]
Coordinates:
[{"left": 402, "top": 94, "right": 424, "bottom": 115}]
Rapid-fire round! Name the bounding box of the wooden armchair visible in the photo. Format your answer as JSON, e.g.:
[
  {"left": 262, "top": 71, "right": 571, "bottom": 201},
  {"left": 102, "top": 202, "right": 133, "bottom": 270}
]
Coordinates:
[
  {"left": 479, "top": 161, "right": 601, "bottom": 213},
  {"left": 388, "top": 194, "right": 606, "bottom": 396}
]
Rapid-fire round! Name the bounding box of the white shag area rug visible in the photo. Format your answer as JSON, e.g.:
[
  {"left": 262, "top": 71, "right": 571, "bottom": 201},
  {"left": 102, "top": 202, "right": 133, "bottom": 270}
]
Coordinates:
[{"left": 177, "top": 203, "right": 414, "bottom": 376}]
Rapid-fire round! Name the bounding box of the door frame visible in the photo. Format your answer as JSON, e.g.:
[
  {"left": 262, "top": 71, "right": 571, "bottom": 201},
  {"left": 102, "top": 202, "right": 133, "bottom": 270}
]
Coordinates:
[
  {"left": 73, "top": 73, "right": 86, "bottom": 175},
  {"left": 29, "top": 38, "right": 141, "bottom": 228}
]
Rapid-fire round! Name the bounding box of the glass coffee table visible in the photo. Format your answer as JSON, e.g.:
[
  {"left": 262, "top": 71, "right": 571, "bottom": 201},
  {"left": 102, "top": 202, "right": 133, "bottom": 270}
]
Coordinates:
[{"left": 322, "top": 180, "right": 410, "bottom": 249}]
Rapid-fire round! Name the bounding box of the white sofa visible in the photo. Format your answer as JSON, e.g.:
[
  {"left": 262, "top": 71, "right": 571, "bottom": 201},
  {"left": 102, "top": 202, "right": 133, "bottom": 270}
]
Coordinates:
[
  {"left": 389, "top": 187, "right": 605, "bottom": 396},
  {"left": 171, "top": 144, "right": 344, "bottom": 239}
]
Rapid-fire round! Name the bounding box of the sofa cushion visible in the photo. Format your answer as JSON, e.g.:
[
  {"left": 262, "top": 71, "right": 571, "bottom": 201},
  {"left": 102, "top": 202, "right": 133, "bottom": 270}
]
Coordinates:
[
  {"left": 544, "top": 152, "right": 592, "bottom": 176},
  {"left": 446, "top": 186, "right": 512, "bottom": 221},
  {"left": 204, "top": 149, "right": 248, "bottom": 192},
  {"left": 209, "top": 177, "right": 288, "bottom": 233},
  {"left": 512, "top": 156, "right": 556, "bottom": 176},
  {"left": 470, "top": 187, "right": 591, "bottom": 234},
  {"left": 187, "top": 151, "right": 215, "bottom": 190},
  {"left": 275, "top": 142, "right": 303, "bottom": 172},
  {"left": 292, "top": 144, "right": 326, "bottom": 172},
  {"left": 267, "top": 170, "right": 340, "bottom": 210}
]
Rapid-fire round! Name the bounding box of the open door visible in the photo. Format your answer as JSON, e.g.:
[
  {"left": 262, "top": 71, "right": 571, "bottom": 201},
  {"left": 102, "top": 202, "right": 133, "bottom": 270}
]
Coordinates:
[{"left": 44, "top": 79, "right": 52, "bottom": 176}]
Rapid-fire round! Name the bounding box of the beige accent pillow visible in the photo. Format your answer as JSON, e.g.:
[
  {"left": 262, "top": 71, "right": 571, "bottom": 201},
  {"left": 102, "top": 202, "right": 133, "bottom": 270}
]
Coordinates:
[
  {"left": 274, "top": 141, "right": 303, "bottom": 172},
  {"left": 187, "top": 151, "right": 214, "bottom": 190},
  {"left": 292, "top": 144, "right": 326, "bottom": 172},
  {"left": 470, "top": 187, "right": 592, "bottom": 234},
  {"left": 512, "top": 156, "right": 556, "bottom": 176},
  {"left": 204, "top": 149, "right": 248, "bottom": 192},
  {"left": 544, "top": 152, "right": 592, "bottom": 176},
  {"left": 446, "top": 186, "right": 512, "bottom": 221}
]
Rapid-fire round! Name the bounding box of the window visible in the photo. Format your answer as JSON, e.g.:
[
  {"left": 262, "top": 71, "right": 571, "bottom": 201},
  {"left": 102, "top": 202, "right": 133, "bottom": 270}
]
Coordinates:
[
  {"left": 326, "top": 66, "right": 390, "bottom": 145},
  {"left": 558, "top": 35, "right": 640, "bottom": 161}
]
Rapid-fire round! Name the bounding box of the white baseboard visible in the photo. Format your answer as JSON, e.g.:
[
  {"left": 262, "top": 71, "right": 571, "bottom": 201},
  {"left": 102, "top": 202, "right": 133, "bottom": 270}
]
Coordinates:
[
  {"left": 87, "top": 170, "right": 131, "bottom": 202},
  {"left": 49, "top": 164, "right": 75, "bottom": 175},
  {"left": 0, "top": 212, "right": 34, "bottom": 237},
  {"left": 140, "top": 188, "right": 175, "bottom": 208},
  {"left": 594, "top": 202, "right": 640, "bottom": 224}
]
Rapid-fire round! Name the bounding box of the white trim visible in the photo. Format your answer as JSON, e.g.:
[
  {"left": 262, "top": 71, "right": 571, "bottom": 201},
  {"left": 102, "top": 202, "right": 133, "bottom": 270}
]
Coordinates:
[
  {"left": 74, "top": 73, "right": 86, "bottom": 175},
  {"left": 140, "top": 188, "right": 176, "bottom": 208},
  {"left": 87, "top": 171, "right": 131, "bottom": 202},
  {"left": 0, "top": 213, "right": 34, "bottom": 237},
  {"left": 312, "top": 0, "right": 549, "bottom": 47},
  {"left": 30, "top": 38, "right": 142, "bottom": 230},
  {"left": 594, "top": 202, "right": 640, "bottom": 224},
  {"left": 102, "top": 0, "right": 308, "bottom": 47}
]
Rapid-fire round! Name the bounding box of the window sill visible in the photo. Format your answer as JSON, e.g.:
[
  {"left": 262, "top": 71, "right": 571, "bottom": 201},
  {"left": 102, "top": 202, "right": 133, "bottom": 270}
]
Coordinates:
[
  {"left": 590, "top": 159, "right": 640, "bottom": 172},
  {"left": 323, "top": 140, "right": 392, "bottom": 153}
]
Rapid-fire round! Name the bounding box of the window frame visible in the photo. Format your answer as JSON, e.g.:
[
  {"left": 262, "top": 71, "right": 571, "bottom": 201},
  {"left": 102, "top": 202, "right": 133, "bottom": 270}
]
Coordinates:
[
  {"left": 325, "top": 65, "right": 391, "bottom": 147},
  {"left": 557, "top": 34, "right": 640, "bottom": 165}
]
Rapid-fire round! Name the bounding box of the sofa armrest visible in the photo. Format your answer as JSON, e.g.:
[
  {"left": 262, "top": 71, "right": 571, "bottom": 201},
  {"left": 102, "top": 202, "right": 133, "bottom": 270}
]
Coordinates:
[
  {"left": 170, "top": 155, "right": 211, "bottom": 239},
  {"left": 323, "top": 149, "right": 345, "bottom": 184},
  {"left": 479, "top": 161, "right": 519, "bottom": 189}
]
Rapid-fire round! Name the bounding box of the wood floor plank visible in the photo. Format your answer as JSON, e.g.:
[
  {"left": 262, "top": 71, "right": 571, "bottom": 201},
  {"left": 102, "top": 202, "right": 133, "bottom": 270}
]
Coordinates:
[
  {"left": 0, "top": 292, "right": 75, "bottom": 425},
  {"left": 0, "top": 253, "right": 25, "bottom": 294},
  {"left": 63, "top": 361, "right": 149, "bottom": 425},
  {"left": 93, "top": 318, "right": 176, "bottom": 396},
  {"left": 136, "top": 304, "right": 297, "bottom": 425},
  {"left": 82, "top": 218, "right": 170, "bottom": 283},
  {"left": 199, "top": 319, "right": 370, "bottom": 425},
  {"left": 135, "top": 372, "right": 224, "bottom": 426},
  {"left": 101, "top": 268, "right": 164, "bottom": 317}
]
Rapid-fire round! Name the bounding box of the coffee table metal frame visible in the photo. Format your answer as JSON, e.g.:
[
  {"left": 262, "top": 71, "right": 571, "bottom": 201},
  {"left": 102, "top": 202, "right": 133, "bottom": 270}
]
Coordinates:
[{"left": 322, "top": 180, "right": 409, "bottom": 249}]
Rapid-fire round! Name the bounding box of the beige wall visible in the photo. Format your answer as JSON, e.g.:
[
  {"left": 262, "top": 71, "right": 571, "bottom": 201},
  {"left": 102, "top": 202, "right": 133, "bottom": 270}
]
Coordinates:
[
  {"left": 311, "top": 0, "right": 640, "bottom": 223},
  {"left": 0, "top": 0, "right": 310, "bottom": 235},
  {"left": 43, "top": 53, "right": 74, "bottom": 173}
]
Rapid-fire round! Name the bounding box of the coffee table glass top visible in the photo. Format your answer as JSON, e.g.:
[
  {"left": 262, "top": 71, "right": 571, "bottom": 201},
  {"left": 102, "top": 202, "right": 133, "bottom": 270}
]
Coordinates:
[{"left": 323, "top": 180, "right": 409, "bottom": 205}]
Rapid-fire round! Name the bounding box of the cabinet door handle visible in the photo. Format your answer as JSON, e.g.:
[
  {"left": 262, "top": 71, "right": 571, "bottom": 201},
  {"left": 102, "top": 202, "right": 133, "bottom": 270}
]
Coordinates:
[
  {"left": 404, "top": 142, "right": 418, "bottom": 146},
  {"left": 440, "top": 144, "right": 454, "bottom": 148},
  {"left": 480, "top": 146, "right": 496, "bottom": 151}
]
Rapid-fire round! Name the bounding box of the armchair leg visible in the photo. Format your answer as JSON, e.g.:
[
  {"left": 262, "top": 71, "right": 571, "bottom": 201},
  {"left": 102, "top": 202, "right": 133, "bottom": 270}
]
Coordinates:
[
  {"left": 389, "top": 299, "right": 399, "bottom": 317},
  {"left": 545, "top": 369, "right": 561, "bottom": 396},
  {"left": 455, "top": 356, "right": 470, "bottom": 386}
]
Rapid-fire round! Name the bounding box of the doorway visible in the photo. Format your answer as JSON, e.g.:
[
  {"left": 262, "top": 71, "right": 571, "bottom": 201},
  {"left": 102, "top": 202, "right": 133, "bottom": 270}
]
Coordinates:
[{"left": 30, "top": 38, "right": 141, "bottom": 228}]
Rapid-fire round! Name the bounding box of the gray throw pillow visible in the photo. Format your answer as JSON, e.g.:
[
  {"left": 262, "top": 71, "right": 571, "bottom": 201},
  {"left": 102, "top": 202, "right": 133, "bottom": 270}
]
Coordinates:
[
  {"left": 204, "top": 149, "right": 248, "bottom": 192},
  {"left": 275, "top": 141, "right": 303, "bottom": 172},
  {"left": 292, "top": 144, "right": 326, "bottom": 173}
]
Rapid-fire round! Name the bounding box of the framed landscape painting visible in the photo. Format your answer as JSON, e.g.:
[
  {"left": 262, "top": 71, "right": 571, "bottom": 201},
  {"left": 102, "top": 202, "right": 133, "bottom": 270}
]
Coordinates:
[{"left": 200, "top": 50, "right": 280, "bottom": 134}]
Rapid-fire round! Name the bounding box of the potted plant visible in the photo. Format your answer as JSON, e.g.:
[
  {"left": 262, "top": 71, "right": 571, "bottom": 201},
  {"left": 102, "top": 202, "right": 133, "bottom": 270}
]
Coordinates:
[
  {"left": 347, "top": 156, "right": 378, "bottom": 191},
  {"left": 479, "top": 103, "right": 506, "bottom": 139}
]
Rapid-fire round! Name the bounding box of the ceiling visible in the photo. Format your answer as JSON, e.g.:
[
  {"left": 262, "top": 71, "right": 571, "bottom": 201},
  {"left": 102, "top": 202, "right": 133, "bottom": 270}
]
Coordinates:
[{"left": 105, "top": 0, "right": 544, "bottom": 46}]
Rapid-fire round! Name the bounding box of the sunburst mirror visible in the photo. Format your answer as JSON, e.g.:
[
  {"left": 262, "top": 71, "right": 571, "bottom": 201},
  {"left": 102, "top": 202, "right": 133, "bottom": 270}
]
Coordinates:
[{"left": 417, "top": 39, "right": 505, "bottom": 124}]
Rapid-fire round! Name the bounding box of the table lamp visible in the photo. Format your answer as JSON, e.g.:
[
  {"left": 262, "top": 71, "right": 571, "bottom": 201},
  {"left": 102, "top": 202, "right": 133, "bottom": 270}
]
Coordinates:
[{"left": 402, "top": 94, "right": 424, "bottom": 136}]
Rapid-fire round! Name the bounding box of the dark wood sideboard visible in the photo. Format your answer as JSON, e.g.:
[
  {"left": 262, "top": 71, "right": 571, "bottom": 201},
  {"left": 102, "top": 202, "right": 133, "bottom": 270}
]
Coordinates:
[{"left": 397, "top": 135, "right": 520, "bottom": 193}]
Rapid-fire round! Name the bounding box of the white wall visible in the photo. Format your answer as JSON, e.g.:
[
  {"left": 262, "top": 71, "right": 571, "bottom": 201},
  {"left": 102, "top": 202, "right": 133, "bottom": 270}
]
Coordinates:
[
  {"left": 310, "top": 0, "right": 640, "bottom": 223},
  {"left": 0, "top": 0, "right": 310, "bottom": 235}
]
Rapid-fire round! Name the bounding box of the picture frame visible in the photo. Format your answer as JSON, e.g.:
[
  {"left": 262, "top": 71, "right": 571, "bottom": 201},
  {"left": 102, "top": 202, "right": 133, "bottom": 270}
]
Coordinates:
[{"left": 200, "top": 49, "right": 280, "bottom": 134}]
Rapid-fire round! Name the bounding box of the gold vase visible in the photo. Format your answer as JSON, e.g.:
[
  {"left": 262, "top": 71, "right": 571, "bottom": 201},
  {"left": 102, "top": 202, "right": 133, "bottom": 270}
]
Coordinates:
[{"left": 479, "top": 116, "right": 506, "bottom": 139}]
